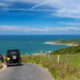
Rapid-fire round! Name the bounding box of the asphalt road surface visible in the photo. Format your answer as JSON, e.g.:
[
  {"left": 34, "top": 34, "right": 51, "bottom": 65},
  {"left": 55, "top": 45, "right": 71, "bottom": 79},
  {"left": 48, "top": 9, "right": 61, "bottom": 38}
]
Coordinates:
[{"left": 0, "top": 63, "right": 54, "bottom": 80}]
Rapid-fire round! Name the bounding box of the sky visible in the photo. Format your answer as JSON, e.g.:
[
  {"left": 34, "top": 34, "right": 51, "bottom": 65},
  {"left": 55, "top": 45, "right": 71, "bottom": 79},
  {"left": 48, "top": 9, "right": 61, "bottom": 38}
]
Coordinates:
[{"left": 0, "top": 0, "right": 80, "bottom": 35}]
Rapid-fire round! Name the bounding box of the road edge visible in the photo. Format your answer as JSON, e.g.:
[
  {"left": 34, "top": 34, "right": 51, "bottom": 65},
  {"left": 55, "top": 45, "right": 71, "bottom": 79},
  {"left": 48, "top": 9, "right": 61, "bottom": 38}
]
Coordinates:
[{"left": 0, "top": 64, "right": 7, "bottom": 72}]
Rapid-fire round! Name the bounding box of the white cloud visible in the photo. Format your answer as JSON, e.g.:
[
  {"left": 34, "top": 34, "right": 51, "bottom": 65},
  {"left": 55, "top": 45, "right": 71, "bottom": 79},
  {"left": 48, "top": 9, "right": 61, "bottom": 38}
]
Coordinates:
[
  {"left": 0, "top": 3, "right": 6, "bottom": 6},
  {"left": 0, "top": 0, "right": 13, "bottom": 7},
  {"left": 0, "top": 25, "right": 24, "bottom": 32},
  {"left": 1, "top": 0, "right": 80, "bottom": 18},
  {"left": 59, "top": 22, "right": 80, "bottom": 26},
  {"left": 5, "top": 8, "right": 55, "bottom": 12},
  {"left": 0, "top": 25, "right": 80, "bottom": 34}
]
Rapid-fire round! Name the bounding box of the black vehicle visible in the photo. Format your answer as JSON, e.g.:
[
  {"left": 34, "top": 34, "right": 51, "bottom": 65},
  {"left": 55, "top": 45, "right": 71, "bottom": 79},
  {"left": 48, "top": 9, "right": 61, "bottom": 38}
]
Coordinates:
[
  {"left": 0, "top": 55, "right": 3, "bottom": 62},
  {"left": 6, "top": 49, "right": 21, "bottom": 66}
]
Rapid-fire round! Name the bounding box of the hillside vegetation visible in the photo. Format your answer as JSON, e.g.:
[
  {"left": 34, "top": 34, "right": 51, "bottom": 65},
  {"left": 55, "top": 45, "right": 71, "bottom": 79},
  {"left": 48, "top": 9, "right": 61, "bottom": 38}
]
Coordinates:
[
  {"left": 22, "top": 54, "right": 80, "bottom": 80},
  {"left": 50, "top": 45, "right": 80, "bottom": 55},
  {"left": 58, "top": 39, "right": 80, "bottom": 44},
  {"left": 0, "top": 61, "right": 2, "bottom": 70}
]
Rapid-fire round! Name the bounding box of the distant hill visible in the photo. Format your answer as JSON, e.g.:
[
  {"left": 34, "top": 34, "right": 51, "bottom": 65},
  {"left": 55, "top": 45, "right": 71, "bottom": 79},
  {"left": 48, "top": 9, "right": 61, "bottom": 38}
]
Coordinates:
[
  {"left": 50, "top": 39, "right": 80, "bottom": 55},
  {"left": 46, "top": 39, "right": 80, "bottom": 46},
  {"left": 59, "top": 39, "right": 80, "bottom": 45}
]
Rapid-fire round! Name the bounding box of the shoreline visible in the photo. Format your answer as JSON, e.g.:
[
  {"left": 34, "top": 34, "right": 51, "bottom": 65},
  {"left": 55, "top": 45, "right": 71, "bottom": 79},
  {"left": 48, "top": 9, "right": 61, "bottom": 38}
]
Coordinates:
[{"left": 45, "top": 41, "right": 78, "bottom": 46}]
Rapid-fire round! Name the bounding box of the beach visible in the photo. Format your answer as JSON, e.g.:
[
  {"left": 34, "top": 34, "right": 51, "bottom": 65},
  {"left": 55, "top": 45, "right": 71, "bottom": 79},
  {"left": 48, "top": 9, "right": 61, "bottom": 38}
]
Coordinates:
[{"left": 45, "top": 41, "right": 78, "bottom": 46}]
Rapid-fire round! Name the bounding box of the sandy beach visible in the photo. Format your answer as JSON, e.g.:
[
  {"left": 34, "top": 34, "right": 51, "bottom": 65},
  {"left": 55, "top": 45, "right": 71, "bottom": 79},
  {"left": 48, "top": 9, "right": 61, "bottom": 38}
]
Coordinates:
[{"left": 45, "top": 41, "right": 78, "bottom": 46}]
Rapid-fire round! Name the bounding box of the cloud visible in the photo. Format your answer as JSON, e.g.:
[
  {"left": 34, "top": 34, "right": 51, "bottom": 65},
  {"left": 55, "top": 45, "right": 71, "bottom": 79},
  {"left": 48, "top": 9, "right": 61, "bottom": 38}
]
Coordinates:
[
  {"left": 59, "top": 22, "right": 80, "bottom": 27},
  {"left": 0, "top": 0, "right": 12, "bottom": 7},
  {"left": 3, "top": 8, "right": 55, "bottom": 12},
  {"left": 0, "top": 25, "right": 24, "bottom": 32},
  {"left": 0, "top": 25, "right": 80, "bottom": 34},
  {"left": 1, "top": 0, "right": 80, "bottom": 18},
  {"left": 0, "top": 3, "right": 6, "bottom": 6}
]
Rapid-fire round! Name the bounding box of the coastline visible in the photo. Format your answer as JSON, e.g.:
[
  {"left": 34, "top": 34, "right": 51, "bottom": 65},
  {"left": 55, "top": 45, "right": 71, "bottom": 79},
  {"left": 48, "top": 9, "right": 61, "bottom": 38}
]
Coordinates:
[{"left": 45, "top": 41, "right": 78, "bottom": 46}]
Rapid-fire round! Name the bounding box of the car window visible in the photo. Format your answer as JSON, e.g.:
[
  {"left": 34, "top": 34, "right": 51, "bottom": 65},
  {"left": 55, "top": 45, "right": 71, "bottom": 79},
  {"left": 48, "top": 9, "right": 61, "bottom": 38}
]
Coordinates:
[{"left": 10, "top": 52, "right": 17, "bottom": 55}]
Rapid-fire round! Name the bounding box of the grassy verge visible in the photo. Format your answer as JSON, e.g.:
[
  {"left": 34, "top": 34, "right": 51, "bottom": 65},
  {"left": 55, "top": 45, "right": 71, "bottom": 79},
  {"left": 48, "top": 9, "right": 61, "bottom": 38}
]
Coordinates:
[
  {"left": 22, "top": 54, "right": 80, "bottom": 80},
  {"left": 0, "top": 61, "right": 3, "bottom": 70}
]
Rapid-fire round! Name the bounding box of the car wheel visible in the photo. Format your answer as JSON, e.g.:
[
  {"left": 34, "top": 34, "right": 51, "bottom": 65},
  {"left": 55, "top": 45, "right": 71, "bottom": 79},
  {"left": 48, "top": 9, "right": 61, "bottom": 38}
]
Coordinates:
[
  {"left": 6, "top": 62, "right": 9, "bottom": 67},
  {"left": 17, "top": 61, "right": 21, "bottom": 66}
]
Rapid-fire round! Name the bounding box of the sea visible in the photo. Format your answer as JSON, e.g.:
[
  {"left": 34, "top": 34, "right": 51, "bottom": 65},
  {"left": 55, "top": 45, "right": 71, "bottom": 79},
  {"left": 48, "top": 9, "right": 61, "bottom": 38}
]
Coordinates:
[{"left": 0, "top": 35, "right": 80, "bottom": 55}]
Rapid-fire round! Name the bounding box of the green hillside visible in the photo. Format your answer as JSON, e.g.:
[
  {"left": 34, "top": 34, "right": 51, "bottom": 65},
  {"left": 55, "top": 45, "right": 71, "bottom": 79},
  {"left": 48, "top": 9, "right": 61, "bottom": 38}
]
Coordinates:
[
  {"left": 50, "top": 45, "right": 80, "bottom": 55},
  {"left": 59, "top": 39, "right": 80, "bottom": 45}
]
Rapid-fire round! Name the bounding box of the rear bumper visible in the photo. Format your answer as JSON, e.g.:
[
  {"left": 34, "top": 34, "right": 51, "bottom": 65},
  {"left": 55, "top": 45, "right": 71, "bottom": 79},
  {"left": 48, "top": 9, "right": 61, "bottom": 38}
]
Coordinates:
[
  {"left": 6, "top": 59, "right": 21, "bottom": 65},
  {"left": 6, "top": 62, "right": 21, "bottom": 66}
]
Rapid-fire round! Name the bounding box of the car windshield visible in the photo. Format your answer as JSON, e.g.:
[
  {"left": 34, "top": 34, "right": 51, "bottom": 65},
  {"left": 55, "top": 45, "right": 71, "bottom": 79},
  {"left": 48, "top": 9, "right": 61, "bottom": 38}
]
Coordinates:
[{"left": 10, "top": 52, "right": 17, "bottom": 55}]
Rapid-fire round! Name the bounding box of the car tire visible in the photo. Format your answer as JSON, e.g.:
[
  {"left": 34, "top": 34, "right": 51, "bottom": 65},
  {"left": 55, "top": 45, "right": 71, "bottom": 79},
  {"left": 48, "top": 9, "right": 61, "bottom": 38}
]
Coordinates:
[
  {"left": 17, "top": 61, "right": 21, "bottom": 66},
  {"left": 6, "top": 62, "right": 9, "bottom": 67}
]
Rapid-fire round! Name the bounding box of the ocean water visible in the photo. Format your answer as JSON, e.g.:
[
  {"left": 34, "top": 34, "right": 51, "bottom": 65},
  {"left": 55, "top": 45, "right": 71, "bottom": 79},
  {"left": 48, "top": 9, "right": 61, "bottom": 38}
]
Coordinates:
[{"left": 0, "top": 35, "right": 80, "bottom": 55}]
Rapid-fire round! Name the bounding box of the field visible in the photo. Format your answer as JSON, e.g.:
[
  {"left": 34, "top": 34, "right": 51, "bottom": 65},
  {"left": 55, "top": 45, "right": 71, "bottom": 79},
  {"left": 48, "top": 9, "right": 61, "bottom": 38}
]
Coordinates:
[{"left": 22, "top": 53, "right": 80, "bottom": 80}]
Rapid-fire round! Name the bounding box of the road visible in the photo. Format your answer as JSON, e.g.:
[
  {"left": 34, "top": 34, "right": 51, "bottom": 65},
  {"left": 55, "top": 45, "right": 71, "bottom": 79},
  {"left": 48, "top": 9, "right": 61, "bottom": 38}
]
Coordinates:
[{"left": 0, "top": 63, "right": 54, "bottom": 80}]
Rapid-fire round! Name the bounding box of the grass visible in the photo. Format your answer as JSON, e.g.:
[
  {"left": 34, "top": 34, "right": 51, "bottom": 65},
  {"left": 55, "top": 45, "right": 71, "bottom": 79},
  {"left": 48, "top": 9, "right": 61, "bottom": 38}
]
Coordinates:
[
  {"left": 0, "top": 61, "right": 2, "bottom": 69},
  {"left": 0, "top": 61, "right": 2, "bottom": 66},
  {"left": 22, "top": 54, "right": 80, "bottom": 80},
  {"left": 52, "top": 39, "right": 80, "bottom": 45}
]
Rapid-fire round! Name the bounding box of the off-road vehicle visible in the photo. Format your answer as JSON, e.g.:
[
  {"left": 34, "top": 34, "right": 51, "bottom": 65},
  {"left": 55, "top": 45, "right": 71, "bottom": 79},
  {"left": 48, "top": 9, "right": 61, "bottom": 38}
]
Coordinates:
[{"left": 6, "top": 49, "right": 21, "bottom": 66}]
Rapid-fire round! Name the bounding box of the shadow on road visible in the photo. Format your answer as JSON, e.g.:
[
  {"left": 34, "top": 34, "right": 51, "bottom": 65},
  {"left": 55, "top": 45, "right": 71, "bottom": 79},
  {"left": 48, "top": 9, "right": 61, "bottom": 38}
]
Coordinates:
[{"left": 7, "top": 63, "right": 24, "bottom": 67}]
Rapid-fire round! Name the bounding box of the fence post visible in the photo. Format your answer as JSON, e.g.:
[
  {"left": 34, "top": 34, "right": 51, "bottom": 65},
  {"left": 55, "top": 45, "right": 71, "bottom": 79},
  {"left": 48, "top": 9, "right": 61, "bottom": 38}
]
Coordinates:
[
  {"left": 41, "top": 50, "right": 43, "bottom": 56},
  {"left": 48, "top": 54, "right": 50, "bottom": 59},
  {"left": 57, "top": 55, "right": 60, "bottom": 63},
  {"left": 65, "top": 53, "right": 69, "bottom": 80},
  {"left": 66, "top": 53, "right": 69, "bottom": 64},
  {"left": 52, "top": 55, "right": 54, "bottom": 61}
]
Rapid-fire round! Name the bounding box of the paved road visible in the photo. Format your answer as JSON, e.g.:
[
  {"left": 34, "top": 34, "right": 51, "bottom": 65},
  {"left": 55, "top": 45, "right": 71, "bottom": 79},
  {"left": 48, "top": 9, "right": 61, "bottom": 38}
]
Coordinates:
[{"left": 0, "top": 63, "right": 53, "bottom": 80}]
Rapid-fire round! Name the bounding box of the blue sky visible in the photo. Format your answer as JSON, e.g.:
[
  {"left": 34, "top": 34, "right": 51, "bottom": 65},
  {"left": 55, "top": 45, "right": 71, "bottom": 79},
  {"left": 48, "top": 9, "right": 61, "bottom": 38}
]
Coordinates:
[{"left": 0, "top": 0, "right": 80, "bottom": 35}]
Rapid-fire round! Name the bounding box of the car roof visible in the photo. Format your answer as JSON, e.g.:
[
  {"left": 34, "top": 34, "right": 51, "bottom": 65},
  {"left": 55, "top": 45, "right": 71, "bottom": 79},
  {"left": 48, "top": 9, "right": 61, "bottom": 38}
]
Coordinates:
[
  {"left": 7, "top": 49, "right": 20, "bottom": 55},
  {"left": 7, "top": 49, "right": 19, "bottom": 52}
]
